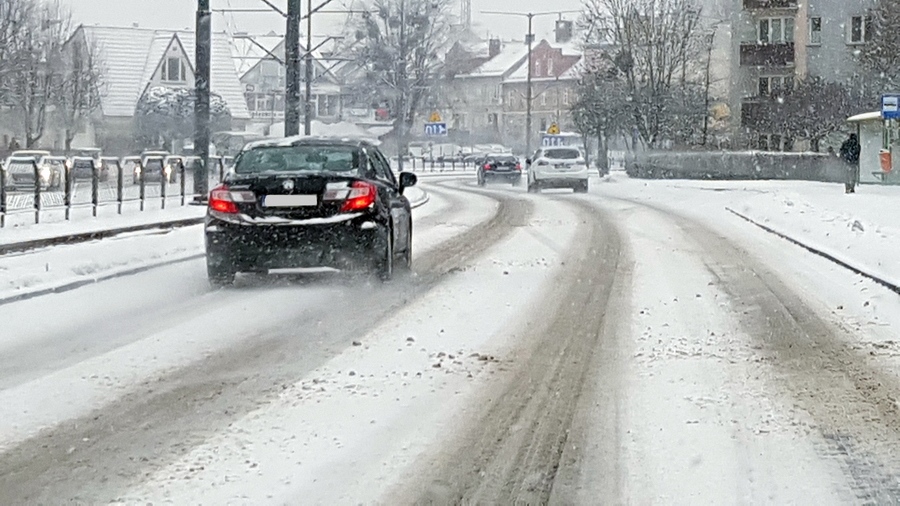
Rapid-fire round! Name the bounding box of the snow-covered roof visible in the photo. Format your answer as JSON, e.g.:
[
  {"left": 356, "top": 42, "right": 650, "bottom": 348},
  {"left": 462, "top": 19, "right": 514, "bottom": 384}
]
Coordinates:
[
  {"left": 504, "top": 40, "right": 582, "bottom": 83},
  {"left": 78, "top": 25, "right": 250, "bottom": 120},
  {"left": 462, "top": 45, "right": 529, "bottom": 78},
  {"left": 238, "top": 38, "right": 337, "bottom": 84}
]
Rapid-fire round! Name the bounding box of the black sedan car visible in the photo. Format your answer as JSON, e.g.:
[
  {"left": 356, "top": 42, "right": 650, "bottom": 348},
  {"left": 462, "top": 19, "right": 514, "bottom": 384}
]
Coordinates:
[
  {"left": 205, "top": 137, "right": 417, "bottom": 286},
  {"left": 477, "top": 154, "right": 522, "bottom": 186}
]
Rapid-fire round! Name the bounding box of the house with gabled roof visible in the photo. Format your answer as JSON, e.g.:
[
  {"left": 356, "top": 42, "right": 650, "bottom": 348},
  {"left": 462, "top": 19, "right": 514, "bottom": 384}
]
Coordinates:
[
  {"left": 239, "top": 38, "right": 343, "bottom": 135},
  {"left": 63, "top": 25, "right": 250, "bottom": 154},
  {"left": 500, "top": 38, "right": 583, "bottom": 151},
  {"left": 437, "top": 40, "right": 529, "bottom": 145},
  {"left": 437, "top": 32, "right": 582, "bottom": 152}
]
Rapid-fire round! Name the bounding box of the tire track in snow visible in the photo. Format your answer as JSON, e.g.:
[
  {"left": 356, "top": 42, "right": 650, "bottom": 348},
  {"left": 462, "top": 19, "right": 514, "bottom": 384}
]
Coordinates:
[{"left": 390, "top": 196, "right": 627, "bottom": 505}]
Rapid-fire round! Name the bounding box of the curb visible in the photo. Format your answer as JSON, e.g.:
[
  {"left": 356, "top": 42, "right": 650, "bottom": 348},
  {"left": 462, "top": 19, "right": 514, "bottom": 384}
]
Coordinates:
[
  {"left": 0, "top": 217, "right": 205, "bottom": 256},
  {"left": 726, "top": 207, "right": 900, "bottom": 296},
  {"left": 409, "top": 192, "right": 430, "bottom": 209},
  {"left": 0, "top": 253, "right": 206, "bottom": 307}
]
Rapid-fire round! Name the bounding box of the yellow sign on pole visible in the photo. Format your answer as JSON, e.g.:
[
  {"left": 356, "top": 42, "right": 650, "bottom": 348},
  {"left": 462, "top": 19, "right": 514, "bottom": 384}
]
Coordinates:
[
  {"left": 429, "top": 111, "right": 442, "bottom": 123},
  {"left": 547, "top": 123, "right": 560, "bottom": 135}
]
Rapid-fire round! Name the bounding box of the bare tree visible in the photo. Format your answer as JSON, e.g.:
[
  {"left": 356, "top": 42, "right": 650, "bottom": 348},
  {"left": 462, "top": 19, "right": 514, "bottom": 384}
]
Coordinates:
[
  {"left": 5, "top": 0, "right": 71, "bottom": 148},
  {"left": 56, "top": 29, "right": 103, "bottom": 152},
  {"left": 573, "top": 48, "right": 632, "bottom": 172},
  {"left": 582, "top": 0, "right": 706, "bottom": 148},
  {"left": 342, "top": 0, "right": 454, "bottom": 154}
]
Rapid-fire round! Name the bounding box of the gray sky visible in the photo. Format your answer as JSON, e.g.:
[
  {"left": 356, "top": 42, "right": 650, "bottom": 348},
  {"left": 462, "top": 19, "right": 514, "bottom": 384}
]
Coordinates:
[{"left": 68, "top": 0, "right": 582, "bottom": 44}]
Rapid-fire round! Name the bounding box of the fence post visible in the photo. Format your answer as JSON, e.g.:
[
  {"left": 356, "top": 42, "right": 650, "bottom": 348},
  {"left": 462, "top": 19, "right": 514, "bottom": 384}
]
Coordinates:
[
  {"left": 32, "top": 160, "right": 41, "bottom": 224},
  {"left": 116, "top": 160, "right": 124, "bottom": 215},
  {"left": 160, "top": 162, "right": 167, "bottom": 210},
  {"left": 0, "top": 164, "right": 6, "bottom": 228},
  {"left": 91, "top": 161, "right": 100, "bottom": 217},
  {"left": 139, "top": 160, "right": 146, "bottom": 211},
  {"left": 64, "top": 160, "right": 72, "bottom": 220},
  {"left": 180, "top": 160, "right": 186, "bottom": 206}
]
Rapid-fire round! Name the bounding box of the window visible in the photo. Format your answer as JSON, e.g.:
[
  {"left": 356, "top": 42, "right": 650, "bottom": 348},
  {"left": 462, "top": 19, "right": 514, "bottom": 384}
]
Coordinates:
[
  {"left": 535, "top": 60, "right": 542, "bottom": 76},
  {"left": 541, "top": 92, "right": 547, "bottom": 106},
  {"left": 162, "top": 57, "right": 186, "bottom": 83},
  {"left": 849, "top": 15, "right": 873, "bottom": 43},
  {"left": 547, "top": 59, "right": 554, "bottom": 75},
  {"left": 758, "top": 76, "right": 790, "bottom": 96},
  {"left": 507, "top": 91, "right": 515, "bottom": 107},
  {"left": 758, "top": 17, "right": 794, "bottom": 44},
  {"left": 809, "top": 17, "right": 822, "bottom": 45},
  {"left": 563, "top": 89, "right": 570, "bottom": 105}
]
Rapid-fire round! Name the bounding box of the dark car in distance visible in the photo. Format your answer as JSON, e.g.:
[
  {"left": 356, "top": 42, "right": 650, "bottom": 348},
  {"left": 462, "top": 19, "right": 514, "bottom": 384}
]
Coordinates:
[
  {"left": 204, "top": 137, "right": 418, "bottom": 286},
  {"left": 477, "top": 154, "right": 522, "bottom": 186}
]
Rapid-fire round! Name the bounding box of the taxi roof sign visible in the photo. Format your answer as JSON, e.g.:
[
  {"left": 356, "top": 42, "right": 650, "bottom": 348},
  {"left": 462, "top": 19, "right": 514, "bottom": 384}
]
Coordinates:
[
  {"left": 547, "top": 123, "right": 560, "bottom": 135},
  {"left": 428, "top": 111, "right": 442, "bottom": 123}
]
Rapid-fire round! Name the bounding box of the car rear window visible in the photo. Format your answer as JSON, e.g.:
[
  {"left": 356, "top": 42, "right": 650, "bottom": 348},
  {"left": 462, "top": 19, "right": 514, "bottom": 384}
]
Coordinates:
[
  {"left": 488, "top": 156, "right": 517, "bottom": 164},
  {"left": 235, "top": 146, "right": 359, "bottom": 174},
  {"left": 545, "top": 149, "right": 580, "bottom": 159}
]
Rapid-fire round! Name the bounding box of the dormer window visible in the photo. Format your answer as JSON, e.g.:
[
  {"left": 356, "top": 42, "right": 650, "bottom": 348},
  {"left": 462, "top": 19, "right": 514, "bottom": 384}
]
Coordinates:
[{"left": 162, "top": 57, "right": 186, "bottom": 83}]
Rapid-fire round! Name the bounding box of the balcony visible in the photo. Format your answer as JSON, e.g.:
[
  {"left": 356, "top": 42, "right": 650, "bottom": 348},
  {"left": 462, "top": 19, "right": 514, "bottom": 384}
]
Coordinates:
[
  {"left": 740, "top": 43, "right": 794, "bottom": 66},
  {"left": 743, "top": 0, "right": 796, "bottom": 9}
]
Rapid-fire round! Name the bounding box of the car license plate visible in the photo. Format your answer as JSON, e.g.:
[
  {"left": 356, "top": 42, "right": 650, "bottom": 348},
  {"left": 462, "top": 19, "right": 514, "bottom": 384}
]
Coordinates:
[{"left": 263, "top": 194, "right": 317, "bottom": 207}]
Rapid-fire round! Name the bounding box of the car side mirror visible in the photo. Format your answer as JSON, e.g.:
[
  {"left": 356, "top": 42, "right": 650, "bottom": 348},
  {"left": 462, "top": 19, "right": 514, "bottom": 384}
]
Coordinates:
[
  {"left": 526, "top": 158, "right": 532, "bottom": 165},
  {"left": 399, "top": 172, "right": 417, "bottom": 194}
]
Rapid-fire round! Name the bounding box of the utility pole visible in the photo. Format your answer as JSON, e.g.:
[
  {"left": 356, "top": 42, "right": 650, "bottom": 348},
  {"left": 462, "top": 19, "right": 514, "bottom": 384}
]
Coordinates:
[
  {"left": 194, "top": 0, "right": 211, "bottom": 198},
  {"left": 285, "top": 0, "right": 302, "bottom": 136},
  {"left": 525, "top": 13, "right": 534, "bottom": 157},
  {"left": 304, "top": 0, "right": 314, "bottom": 135},
  {"left": 397, "top": 0, "right": 407, "bottom": 172}
]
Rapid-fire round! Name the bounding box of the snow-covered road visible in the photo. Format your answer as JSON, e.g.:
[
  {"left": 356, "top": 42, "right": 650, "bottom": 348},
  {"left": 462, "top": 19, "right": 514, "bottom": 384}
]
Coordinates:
[{"left": 2, "top": 174, "right": 900, "bottom": 504}]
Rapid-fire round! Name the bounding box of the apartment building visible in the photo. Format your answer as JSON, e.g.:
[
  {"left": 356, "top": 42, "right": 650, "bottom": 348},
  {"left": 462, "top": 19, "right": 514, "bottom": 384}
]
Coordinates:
[{"left": 732, "top": 0, "right": 876, "bottom": 149}]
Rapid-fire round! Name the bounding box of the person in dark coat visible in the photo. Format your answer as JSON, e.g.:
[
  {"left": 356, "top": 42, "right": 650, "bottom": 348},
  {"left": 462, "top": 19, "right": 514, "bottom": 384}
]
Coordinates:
[{"left": 839, "top": 133, "right": 860, "bottom": 193}]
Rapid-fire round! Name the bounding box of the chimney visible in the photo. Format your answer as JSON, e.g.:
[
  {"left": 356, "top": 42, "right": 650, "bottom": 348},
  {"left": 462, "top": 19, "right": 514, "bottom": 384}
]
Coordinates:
[
  {"left": 489, "top": 38, "right": 501, "bottom": 58},
  {"left": 555, "top": 20, "right": 573, "bottom": 43}
]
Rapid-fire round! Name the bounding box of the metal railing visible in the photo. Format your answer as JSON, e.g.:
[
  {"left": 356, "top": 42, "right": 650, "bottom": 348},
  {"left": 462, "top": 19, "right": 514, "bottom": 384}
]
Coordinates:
[
  {"left": 394, "top": 157, "right": 485, "bottom": 172},
  {"left": 0, "top": 156, "right": 210, "bottom": 227}
]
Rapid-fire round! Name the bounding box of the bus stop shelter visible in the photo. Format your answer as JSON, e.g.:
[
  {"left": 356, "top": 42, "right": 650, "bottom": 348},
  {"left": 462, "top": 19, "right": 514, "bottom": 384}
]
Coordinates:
[{"left": 847, "top": 110, "right": 900, "bottom": 184}]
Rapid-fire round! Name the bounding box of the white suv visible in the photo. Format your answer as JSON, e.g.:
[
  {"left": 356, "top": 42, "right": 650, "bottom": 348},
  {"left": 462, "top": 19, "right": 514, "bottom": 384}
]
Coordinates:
[{"left": 526, "top": 147, "right": 589, "bottom": 193}]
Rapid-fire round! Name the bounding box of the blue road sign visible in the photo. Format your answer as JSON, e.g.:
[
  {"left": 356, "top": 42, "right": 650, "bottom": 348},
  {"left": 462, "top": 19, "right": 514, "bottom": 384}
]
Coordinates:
[
  {"left": 883, "top": 94, "right": 900, "bottom": 119},
  {"left": 542, "top": 135, "right": 565, "bottom": 147},
  {"left": 424, "top": 122, "right": 448, "bottom": 136}
]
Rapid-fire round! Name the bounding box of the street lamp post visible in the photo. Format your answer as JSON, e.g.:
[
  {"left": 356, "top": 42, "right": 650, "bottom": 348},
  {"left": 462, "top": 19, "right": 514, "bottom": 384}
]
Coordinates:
[
  {"left": 482, "top": 10, "right": 577, "bottom": 157},
  {"left": 286, "top": 0, "right": 302, "bottom": 136},
  {"left": 194, "top": 0, "right": 211, "bottom": 198},
  {"left": 304, "top": 0, "right": 314, "bottom": 135}
]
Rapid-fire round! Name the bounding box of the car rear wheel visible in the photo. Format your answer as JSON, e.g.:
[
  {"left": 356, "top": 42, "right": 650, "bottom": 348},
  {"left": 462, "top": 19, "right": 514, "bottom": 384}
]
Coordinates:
[
  {"left": 207, "top": 254, "right": 236, "bottom": 287},
  {"left": 574, "top": 180, "right": 589, "bottom": 193},
  {"left": 397, "top": 220, "right": 412, "bottom": 273},
  {"left": 527, "top": 182, "right": 539, "bottom": 193},
  {"left": 374, "top": 229, "right": 394, "bottom": 281}
]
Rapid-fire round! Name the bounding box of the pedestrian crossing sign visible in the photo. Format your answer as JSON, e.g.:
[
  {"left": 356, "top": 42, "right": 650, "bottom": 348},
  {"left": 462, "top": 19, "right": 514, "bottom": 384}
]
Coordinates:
[
  {"left": 547, "top": 123, "right": 560, "bottom": 135},
  {"left": 429, "top": 111, "right": 442, "bottom": 123}
]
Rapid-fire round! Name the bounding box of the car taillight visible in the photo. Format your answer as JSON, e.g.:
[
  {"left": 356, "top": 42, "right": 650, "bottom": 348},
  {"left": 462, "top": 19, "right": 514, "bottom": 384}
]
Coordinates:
[
  {"left": 515, "top": 164, "right": 522, "bottom": 170},
  {"left": 341, "top": 181, "right": 376, "bottom": 212},
  {"left": 483, "top": 164, "right": 491, "bottom": 170},
  {"left": 209, "top": 185, "right": 255, "bottom": 214}
]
